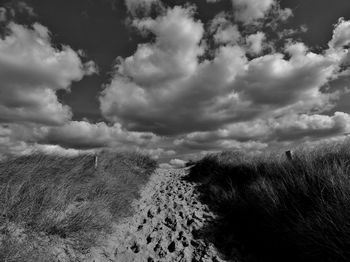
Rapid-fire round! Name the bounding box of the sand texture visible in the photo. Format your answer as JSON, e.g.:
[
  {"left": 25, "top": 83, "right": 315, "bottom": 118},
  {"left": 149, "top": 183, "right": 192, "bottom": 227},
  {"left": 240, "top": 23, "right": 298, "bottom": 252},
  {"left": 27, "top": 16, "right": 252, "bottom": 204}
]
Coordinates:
[{"left": 89, "top": 168, "right": 230, "bottom": 262}]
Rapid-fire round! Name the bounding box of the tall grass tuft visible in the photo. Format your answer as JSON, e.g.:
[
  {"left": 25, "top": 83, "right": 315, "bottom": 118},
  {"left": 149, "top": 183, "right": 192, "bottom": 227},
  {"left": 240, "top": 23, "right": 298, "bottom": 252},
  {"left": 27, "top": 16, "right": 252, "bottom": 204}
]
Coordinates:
[
  {"left": 0, "top": 151, "right": 157, "bottom": 261},
  {"left": 188, "top": 142, "right": 350, "bottom": 262}
]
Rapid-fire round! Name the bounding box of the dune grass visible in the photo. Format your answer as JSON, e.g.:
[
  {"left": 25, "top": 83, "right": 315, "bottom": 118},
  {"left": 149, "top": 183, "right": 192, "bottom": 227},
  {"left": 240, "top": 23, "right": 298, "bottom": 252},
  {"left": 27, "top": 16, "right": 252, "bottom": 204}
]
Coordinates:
[
  {"left": 188, "top": 142, "right": 350, "bottom": 262},
  {"left": 0, "top": 151, "right": 157, "bottom": 261}
]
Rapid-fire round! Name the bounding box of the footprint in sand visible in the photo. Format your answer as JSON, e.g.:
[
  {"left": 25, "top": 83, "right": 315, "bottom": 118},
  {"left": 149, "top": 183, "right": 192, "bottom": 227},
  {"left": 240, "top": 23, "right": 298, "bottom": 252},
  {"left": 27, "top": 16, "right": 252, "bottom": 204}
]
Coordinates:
[{"left": 88, "top": 168, "right": 228, "bottom": 262}]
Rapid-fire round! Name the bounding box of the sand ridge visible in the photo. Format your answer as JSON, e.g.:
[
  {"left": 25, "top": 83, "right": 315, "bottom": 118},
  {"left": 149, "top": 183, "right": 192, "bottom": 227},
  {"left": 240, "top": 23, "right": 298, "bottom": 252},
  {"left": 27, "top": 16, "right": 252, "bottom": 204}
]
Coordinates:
[{"left": 90, "top": 168, "right": 228, "bottom": 262}]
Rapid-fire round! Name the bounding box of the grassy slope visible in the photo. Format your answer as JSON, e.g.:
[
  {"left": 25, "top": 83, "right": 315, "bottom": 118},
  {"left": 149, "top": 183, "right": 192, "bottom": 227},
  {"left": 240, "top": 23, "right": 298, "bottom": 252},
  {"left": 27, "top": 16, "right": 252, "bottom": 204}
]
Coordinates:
[
  {"left": 188, "top": 143, "right": 350, "bottom": 262},
  {"left": 0, "top": 151, "right": 157, "bottom": 261}
]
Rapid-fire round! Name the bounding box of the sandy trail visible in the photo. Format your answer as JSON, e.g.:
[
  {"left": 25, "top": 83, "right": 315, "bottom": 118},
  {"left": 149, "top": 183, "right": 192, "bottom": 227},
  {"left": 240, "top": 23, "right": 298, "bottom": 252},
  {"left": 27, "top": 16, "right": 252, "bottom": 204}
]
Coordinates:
[{"left": 90, "top": 168, "right": 228, "bottom": 262}]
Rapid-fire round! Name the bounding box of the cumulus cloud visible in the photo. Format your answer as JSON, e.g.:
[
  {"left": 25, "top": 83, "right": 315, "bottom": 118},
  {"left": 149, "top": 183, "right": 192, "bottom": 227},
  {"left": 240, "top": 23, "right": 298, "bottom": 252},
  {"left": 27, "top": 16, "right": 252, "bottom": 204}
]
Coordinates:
[
  {"left": 142, "top": 148, "right": 176, "bottom": 160},
  {"left": 0, "top": 123, "right": 51, "bottom": 158},
  {"left": 100, "top": 6, "right": 212, "bottom": 135},
  {"left": 210, "top": 13, "right": 241, "bottom": 45},
  {"left": 234, "top": 42, "right": 339, "bottom": 113},
  {"left": 175, "top": 134, "right": 268, "bottom": 152},
  {"left": 0, "top": 22, "right": 96, "bottom": 125},
  {"left": 0, "top": 140, "right": 89, "bottom": 160},
  {"left": 246, "top": 32, "right": 266, "bottom": 55},
  {"left": 276, "top": 7, "right": 293, "bottom": 22},
  {"left": 0, "top": 18, "right": 169, "bottom": 159},
  {"left": 159, "top": 163, "right": 173, "bottom": 169},
  {"left": 3, "top": 1, "right": 350, "bottom": 160},
  {"left": 178, "top": 112, "right": 350, "bottom": 148},
  {"left": 271, "top": 112, "right": 350, "bottom": 141},
  {"left": 328, "top": 18, "right": 350, "bottom": 50},
  {"left": 328, "top": 18, "right": 350, "bottom": 68},
  {"left": 45, "top": 121, "right": 159, "bottom": 149},
  {"left": 231, "top": 0, "right": 275, "bottom": 24},
  {"left": 169, "top": 158, "right": 186, "bottom": 168},
  {"left": 0, "top": 120, "right": 166, "bottom": 159},
  {"left": 209, "top": 0, "right": 292, "bottom": 25},
  {"left": 121, "top": 6, "right": 204, "bottom": 86},
  {"left": 99, "top": 4, "right": 350, "bottom": 159},
  {"left": 100, "top": 6, "right": 349, "bottom": 137},
  {"left": 0, "top": 3, "right": 176, "bottom": 159},
  {"left": 24, "top": 144, "right": 86, "bottom": 157}
]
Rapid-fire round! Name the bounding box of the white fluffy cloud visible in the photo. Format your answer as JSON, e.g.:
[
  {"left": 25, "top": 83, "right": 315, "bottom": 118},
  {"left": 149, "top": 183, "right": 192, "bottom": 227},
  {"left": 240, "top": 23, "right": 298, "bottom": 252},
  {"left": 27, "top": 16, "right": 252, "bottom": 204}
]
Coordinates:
[
  {"left": 234, "top": 42, "right": 339, "bottom": 113},
  {"left": 328, "top": 18, "right": 350, "bottom": 50},
  {"left": 231, "top": 0, "right": 275, "bottom": 24},
  {"left": 3, "top": 1, "right": 350, "bottom": 161},
  {"left": 143, "top": 148, "right": 176, "bottom": 160},
  {"left": 169, "top": 158, "right": 186, "bottom": 168},
  {"left": 0, "top": 120, "right": 164, "bottom": 159},
  {"left": 208, "top": 0, "right": 288, "bottom": 26},
  {"left": 175, "top": 136, "right": 268, "bottom": 153},
  {"left": 100, "top": 6, "right": 210, "bottom": 134},
  {"left": 271, "top": 112, "right": 350, "bottom": 141},
  {"left": 210, "top": 13, "right": 241, "bottom": 45},
  {"left": 178, "top": 112, "right": 350, "bottom": 147},
  {"left": 0, "top": 126, "right": 93, "bottom": 159},
  {"left": 0, "top": 19, "right": 166, "bottom": 159},
  {"left": 0, "top": 22, "right": 96, "bottom": 125},
  {"left": 100, "top": 6, "right": 348, "bottom": 135},
  {"left": 246, "top": 32, "right": 266, "bottom": 54},
  {"left": 122, "top": 6, "right": 204, "bottom": 86},
  {"left": 45, "top": 121, "right": 159, "bottom": 149},
  {"left": 99, "top": 3, "right": 350, "bottom": 160},
  {"left": 328, "top": 18, "right": 350, "bottom": 68}
]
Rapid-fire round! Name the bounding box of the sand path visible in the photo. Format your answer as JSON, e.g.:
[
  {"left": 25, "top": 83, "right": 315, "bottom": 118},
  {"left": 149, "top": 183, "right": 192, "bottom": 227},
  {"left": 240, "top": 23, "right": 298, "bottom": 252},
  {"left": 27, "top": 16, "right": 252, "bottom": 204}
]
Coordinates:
[{"left": 91, "top": 168, "right": 228, "bottom": 262}]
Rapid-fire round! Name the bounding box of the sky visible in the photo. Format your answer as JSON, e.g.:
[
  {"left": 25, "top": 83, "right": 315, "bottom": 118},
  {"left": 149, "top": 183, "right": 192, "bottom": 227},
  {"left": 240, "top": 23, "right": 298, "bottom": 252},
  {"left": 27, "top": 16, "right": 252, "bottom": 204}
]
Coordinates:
[{"left": 1, "top": 0, "right": 350, "bottom": 167}]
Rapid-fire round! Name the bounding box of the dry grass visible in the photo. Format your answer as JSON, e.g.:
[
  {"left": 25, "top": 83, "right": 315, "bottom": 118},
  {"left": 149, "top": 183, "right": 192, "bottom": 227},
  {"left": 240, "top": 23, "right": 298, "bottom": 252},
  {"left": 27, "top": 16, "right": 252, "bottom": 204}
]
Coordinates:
[
  {"left": 188, "top": 142, "right": 350, "bottom": 262},
  {"left": 0, "top": 151, "right": 157, "bottom": 261}
]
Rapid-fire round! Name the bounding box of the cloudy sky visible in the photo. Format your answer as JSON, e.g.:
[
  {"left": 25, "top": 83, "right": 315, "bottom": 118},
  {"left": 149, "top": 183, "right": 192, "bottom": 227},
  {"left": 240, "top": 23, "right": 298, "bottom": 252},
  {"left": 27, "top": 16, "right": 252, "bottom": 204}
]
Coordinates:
[{"left": 1, "top": 0, "right": 350, "bottom": 165}]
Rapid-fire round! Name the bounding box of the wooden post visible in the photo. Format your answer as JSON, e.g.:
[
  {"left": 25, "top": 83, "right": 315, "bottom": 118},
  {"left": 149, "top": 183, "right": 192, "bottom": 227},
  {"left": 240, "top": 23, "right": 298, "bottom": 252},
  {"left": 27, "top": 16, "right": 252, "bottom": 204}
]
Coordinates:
[
  {"left": 285, "top": 150, "right": 293, "bottom": 161},
  {"left": 94, "top": 155, "right": 98, "bottom": 169}
]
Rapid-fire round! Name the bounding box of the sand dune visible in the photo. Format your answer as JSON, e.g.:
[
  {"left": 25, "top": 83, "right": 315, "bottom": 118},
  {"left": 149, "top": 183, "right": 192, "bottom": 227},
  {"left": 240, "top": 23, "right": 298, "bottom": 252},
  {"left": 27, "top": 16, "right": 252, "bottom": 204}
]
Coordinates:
[{"left": 90, "top": 168, "right": 229, "bottom": 262}]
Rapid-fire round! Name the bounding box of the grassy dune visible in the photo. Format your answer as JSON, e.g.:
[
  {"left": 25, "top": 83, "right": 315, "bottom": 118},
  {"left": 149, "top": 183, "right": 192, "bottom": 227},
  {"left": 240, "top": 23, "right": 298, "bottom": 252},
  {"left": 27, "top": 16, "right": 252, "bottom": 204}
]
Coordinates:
[
  {"left": 188, "top": 143, "right": 350, "bottom": 262},
  {"left": 0, "top": 151, "right": 157, "bottom": 261}
]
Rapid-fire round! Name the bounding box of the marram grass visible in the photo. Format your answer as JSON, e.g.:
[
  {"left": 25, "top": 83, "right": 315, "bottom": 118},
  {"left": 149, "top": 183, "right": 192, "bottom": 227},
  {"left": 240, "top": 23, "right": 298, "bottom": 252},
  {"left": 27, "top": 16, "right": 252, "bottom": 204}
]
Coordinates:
[
  {"left": 188, "top": 141, "right": 350, "bottom": 262},
  {"left": 0, "top": 151, "right": 157, "bottom": 261}
]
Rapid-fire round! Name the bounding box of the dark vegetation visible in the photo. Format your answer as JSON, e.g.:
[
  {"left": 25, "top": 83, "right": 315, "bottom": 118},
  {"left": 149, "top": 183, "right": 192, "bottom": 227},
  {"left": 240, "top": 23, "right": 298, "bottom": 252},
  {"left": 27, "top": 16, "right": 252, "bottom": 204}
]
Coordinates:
[
  {"left": 187, "top": 143, "right": 350, "bottom": 262},
  {"left": 185, "top": 159, "right": 197, "bottom": 167},
  {"left": 0, "top": 151, "right": 157, "bottom": 261}
]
